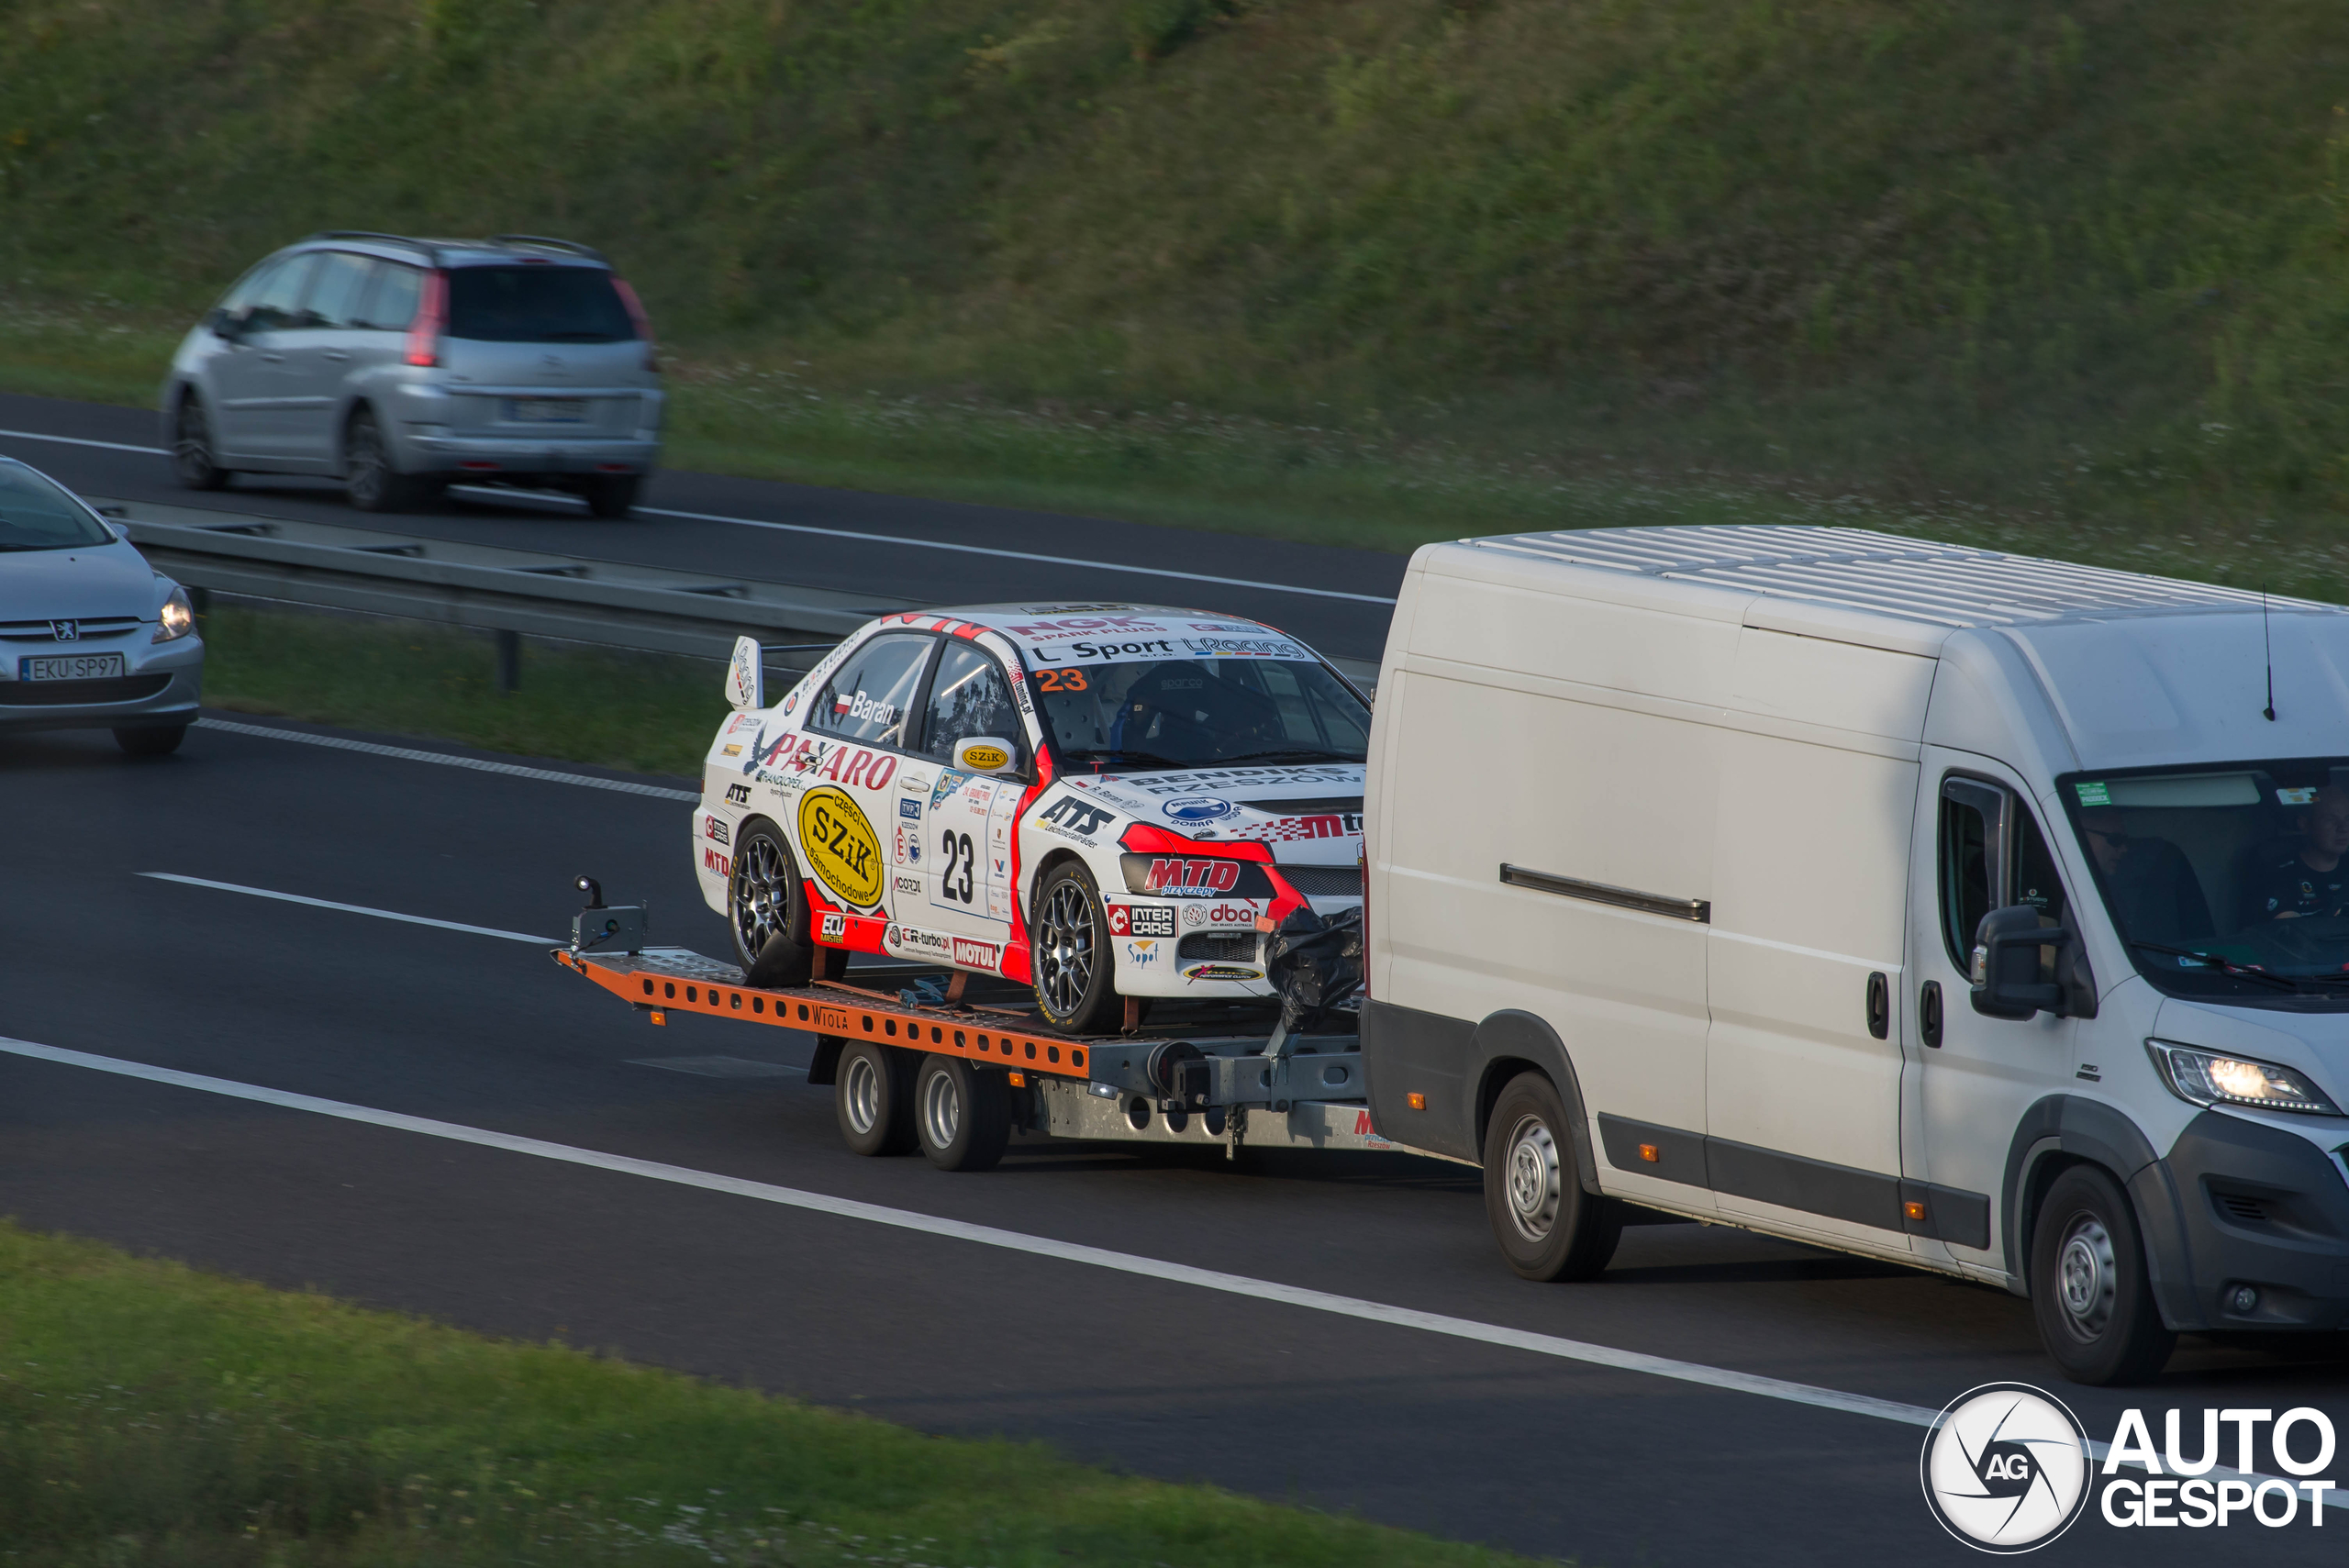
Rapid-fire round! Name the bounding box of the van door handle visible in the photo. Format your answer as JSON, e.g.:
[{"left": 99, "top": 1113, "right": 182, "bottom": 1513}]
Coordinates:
[
  {"left": 323, "top": 350, "right": 351, "bottom": 362},
  {"left": 260, "top": 353, "right": 284, "bottom": 363},
  {"left": 1920, "top": 981, "right": 1943, "bottom": 1048},
  {"left": 1865, "top": 972, "right": 1890, "bottom": 1040}
]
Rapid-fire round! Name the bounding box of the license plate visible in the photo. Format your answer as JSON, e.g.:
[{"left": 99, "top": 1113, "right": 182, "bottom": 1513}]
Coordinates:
[
  {"left": 507, "top": 398, "right": 587, "bottom": 423},
  {"left": 20, "top": 653, "right": 127, "bottom": 682}
]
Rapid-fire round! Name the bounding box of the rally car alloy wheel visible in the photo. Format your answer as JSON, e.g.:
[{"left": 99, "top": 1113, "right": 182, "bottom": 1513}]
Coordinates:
[
  {"left": 1031, "top": 862, "right": 1119, "bottom": 1034},
  {"left": 1482, "top": 1072, "right": 1620, "bottom": 1283},
  {"left": 730, "top": 820, "right": 815, "bottom": 987}
]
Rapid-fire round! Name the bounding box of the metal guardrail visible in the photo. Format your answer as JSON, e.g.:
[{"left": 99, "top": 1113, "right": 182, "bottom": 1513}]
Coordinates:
[{"left": 97, "top": 495, "right": 1383, "bottom": 694}]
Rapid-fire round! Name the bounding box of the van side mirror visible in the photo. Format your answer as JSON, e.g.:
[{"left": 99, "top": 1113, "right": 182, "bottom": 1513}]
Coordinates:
[
  {"left": 1970, "top": 905, "right": 2098, "bottom": 1020},
  {"left": 953, "top": 735, "right": 1026, "bottom": 779},
  {"left": 725, "top": 635, "right": 763, "bottom": 711}
]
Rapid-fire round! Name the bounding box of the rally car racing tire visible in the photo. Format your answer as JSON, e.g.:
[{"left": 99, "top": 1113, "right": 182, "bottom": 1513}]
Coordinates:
[
  {"left": 730, "top": 820, "right": 816, "bottom": 987},
  {"left": 2029, "top": 1163, "right": 2176, "bottom": 1385},
  {"left": 1030, "top": 861, "right": 1120, "bottom": 1035},
  {"left": 836, "top": 1038, "right": 918, "bottom": 1157},
  {"left": 915, "top": 1055, "right": 1010, "bottom": 1173},
  {"left": 1484, "top": 1071, "right": 1620, "bottom": 1283}
]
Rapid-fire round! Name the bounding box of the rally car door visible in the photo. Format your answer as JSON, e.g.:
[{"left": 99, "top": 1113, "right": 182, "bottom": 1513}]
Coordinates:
[
  {"left": 911, "top": 639, "right": 1028, "bottom": 967},
  {"left": 790, "top": 630, "right": 933, "bottom": 938}
]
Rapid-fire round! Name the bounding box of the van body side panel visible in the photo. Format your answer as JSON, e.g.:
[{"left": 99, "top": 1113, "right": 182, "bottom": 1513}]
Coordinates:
[
  {"left": 1705, "top": 730, "right": 1919, "bottom": 1244},
  {"left": 1380, "top": 664, "right": 1718, "bottom": 1173},
  {"left": 1360, "top": 999, "right": 1478, "bottom": 1160}
]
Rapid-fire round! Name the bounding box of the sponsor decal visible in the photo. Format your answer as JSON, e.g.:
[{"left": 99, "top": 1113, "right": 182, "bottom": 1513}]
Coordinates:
[
  {"left": 1063, "top": 639, "right": 1174, "bottom": 660},
  {"left": 961, "top": 741, "right": 1012, "bottom": 772},
  {"left": 1006, "top": 615, "right": 1165, "bottom": 639},
  {"left": 797, "top": 786, "right": 885, "bottom": 909},
  {"left": 1121, "top": 765, "right": 1360, "bottom": 795},
  {"left": 887, "top": 924, "right": 952, "bottom": 961},
  {"left": 721, "top": 743, "right": 743, "bottom": 757},
  {"left": 1142, "top": 857, "right": 1243, "bottom": 895},
  {"left": 1037, "top": 795, "right": 1116, "bottom": 839},
  {"left": 1176, "top": 636, "right": 1305, "bottom": 659},
  {"left": 1124, "top": 903, "right": 1175, "bottom": 938},
  {"left": 725, "top": 712, "right": 760, "bottom": 735},
  {"left": 950, "top": 936, "right": 999, "bottom": 970},
  {"left": 703, "top": 815, "right": 730, "bottom": 846},
  {"left": 1183, "top": 903, "right": 1207, "bottom": 929},
  {"left": 1163, "top": 796, "right": 1234, "bottom": 823},
  {"left": 702, "top": 848, "right": 731, "bottom": 879},
  {"left": 1182, "top": 962, "right": 1262, "bottom": 982},
  {"left": 834, "top": 688, "right": 899, "bottom": 726},
  {"left": 725, "top": 783, "right": 752, "bottom": 806},
  {"left": 1198, "top": 900, "right": 1260, "bottom": 926},
  {"left": 931, "top": 771, "right": 968, "bottom": 809},
  {"left": 1126, "top": 940, "right": 1161, "bottom": 968},
  {"left": 895, "top": 821, "right": 923, "bottom": 865},
  {"left": 819, "top": 910, "right": 847, "bottom": 941},
  {"left": 893, "top": 873, "right": 922, "bottom": 895},
  {"left": 1108, "top": 905, "right": 1129, "bottom": 936},
  {"left": 898, "top": 797, "right": 922, "bottom": 819},
  {"left": 1186, "top": 621, "right": 1259, "bottom": 633},
  {"left": 1228, "top": 812, "right": 1363, "bottom": 843}
]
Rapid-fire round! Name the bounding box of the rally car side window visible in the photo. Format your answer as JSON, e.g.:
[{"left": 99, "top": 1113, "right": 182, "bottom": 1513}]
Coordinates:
[
  {"left": 808, "top": 633, "right": 932, "bottom": 750},
  {"left": 918, "top": 641, "right": 1020, "bottom": 762}
]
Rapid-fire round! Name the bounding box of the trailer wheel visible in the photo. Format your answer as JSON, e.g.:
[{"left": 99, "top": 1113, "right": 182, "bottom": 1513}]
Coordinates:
[
  {"left": 1031, "top": 862, "right": 1119, "bottom": 1034},
  {"left": 835, "top": 1040, "right": 917, "bottom": 1156},
  {"left": 2029, "top": 1163, "right": 2176, "bottom": 1385},
  {"left": 731, "top": 821, "right": 815, "bottom": 987},
  {"left": 915, "top": 1055, "right": 1010, "bottom": 1173},
  {"left": 1483, "top": 1072, "right": 1620, "bottom": 1282}
]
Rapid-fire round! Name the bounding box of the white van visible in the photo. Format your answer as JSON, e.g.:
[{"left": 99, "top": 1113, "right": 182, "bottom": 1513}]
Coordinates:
[{"left": 1363, "top": 524, "right": 2349, "bottom": 1385}]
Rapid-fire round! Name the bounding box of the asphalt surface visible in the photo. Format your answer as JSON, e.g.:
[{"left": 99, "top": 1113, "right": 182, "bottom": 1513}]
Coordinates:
[
  {"left": 6, "top": 389, "right": 2349, "bottom": 1563},
  {"left": 0, "top": 391, "right": 1404, "bottom": 663}
]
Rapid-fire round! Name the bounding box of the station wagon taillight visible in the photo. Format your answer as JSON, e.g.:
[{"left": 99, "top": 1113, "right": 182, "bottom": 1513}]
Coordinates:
[
  {"left": 405, "top": 270, "right": 449, "bottom": 367},
  {"left": 612, "top": 277, "right": 657, "bottom": 372}
]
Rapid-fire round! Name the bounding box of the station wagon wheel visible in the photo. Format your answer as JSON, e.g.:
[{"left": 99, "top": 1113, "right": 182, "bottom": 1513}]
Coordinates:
[
  {"left": 1031, "top": 862, "right": 1119, "bottom": 1034},
  {"left": 344, "top": 407, "right": 429, "bottom": 513},
  {"left": 1481, "top": 1071, "right": 1620, "bottom": 1283},
  {"left": 2028, "top": 1164, "right": 2175, "bottom": 1385},
  {"left": 729, "top": 820, "right": 813, "bottom": 987},
  {"left": 173, "top": 395, "right": 228, "bottom": 491}
]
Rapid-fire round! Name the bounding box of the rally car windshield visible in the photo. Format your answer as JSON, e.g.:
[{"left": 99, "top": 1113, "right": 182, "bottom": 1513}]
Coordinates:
[
  {"left": 1037, "top": 658, "right": 1370, "bottom": 772},
  {"left": 2057, "top": 760, "right": 2349, "bottom": 1004}
]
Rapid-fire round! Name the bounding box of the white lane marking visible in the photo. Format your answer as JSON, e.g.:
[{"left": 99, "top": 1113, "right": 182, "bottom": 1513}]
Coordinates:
[
  {"left": 0, "top": 424, "right": 1397, "bottom": 605},
  {"left": 0, "top": 427, "right": 165, "bottom": 456},
  {"left": 0, "top": 1037, "right": 2330, "bottom": 1504},
  {"left": 139, "top": 873, "right": 553, "bottom": 945},
  {"left": 195, "top": 718, "right": 698, "bottom": 801},
  {"left": 637, "top": 505, "right": 1400, "bottom": 606}
]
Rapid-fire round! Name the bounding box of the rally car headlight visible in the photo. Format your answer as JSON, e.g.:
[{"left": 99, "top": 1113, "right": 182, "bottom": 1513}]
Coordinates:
[
  {"left": 2146, "top": 1040, "right": 2341, "bottom": 1116},
  {"left": 153, "top": 584, "right": 195, "bottom": 642}
]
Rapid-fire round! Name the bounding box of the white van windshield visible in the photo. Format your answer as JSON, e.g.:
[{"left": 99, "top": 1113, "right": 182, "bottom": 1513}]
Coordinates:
[{"left": 2059, "top": 762, "right": 2349, "bottom": 1002}]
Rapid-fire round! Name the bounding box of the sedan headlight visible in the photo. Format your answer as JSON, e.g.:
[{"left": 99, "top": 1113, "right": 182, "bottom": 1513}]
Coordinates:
[
  {"left": 2146, "top": 1039, "right": 2342, "bottom": 1116},
  {"left": 154, "top": 584, "right": 195, "bottom": 642}
]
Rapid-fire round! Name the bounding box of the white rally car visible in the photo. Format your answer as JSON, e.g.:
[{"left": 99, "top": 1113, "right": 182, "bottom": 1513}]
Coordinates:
[{"left": 693, "top": 604, "right": 1369, "bottom": 1032}]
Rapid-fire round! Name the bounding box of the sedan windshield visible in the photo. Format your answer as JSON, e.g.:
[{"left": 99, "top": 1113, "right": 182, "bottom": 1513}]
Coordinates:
[
  {"left": 2059, "top": 761, "right": 2349, "bottom": 1001},
  {"left": 1036, "top": 658, "right": 1369, "bottom": 772},
  {"left": 0, "top": 462, "right": 112, "bottom": 550}
]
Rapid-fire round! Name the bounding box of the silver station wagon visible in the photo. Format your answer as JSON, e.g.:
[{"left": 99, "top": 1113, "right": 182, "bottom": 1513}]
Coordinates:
[{"left": 161, "top": 232, "right": 663, "bottom": 517}]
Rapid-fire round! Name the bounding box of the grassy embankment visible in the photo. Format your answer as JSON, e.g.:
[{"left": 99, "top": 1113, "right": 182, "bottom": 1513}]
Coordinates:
[
  {"left": 8, "top": 1, "right": 2349, "bottom": 590},
  {"left": 0, "top": 1219, "right": 1537, "bottom": 1566}
]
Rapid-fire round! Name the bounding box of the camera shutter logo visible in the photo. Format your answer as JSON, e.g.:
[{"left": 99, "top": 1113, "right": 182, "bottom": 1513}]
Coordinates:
[{"left": 1920, "top": 1383, "right": 2092, "bottom": 1552}]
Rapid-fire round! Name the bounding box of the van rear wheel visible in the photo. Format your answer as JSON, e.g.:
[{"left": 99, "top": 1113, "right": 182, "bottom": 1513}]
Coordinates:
[
  {"left": 2030, "top": 1164, "right": 2176, "bottom": 1385},
  {"left": 1484, "top": 1072, "right": 1620, "bottom": 1282}
]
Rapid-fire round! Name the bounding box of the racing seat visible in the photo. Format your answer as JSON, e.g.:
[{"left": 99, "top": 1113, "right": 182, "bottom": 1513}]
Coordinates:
[{"left": 1111, "top": 661, "right": 1281, "bottom": 755}]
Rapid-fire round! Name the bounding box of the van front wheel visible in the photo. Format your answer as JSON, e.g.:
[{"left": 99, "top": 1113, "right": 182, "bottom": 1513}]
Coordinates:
[
  {"left": 1484, "top": 1072, "right": 1620, "bottom": 1282},
  {"left": 2029, "top": 1164, "right": 2176, "bottom": 1385}
]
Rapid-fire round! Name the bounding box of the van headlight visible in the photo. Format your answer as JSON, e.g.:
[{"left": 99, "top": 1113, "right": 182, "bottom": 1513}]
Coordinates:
[
  {"left": 2146, "top": 1040, "right": 2341, "bottom": 1116},
  {"left": 153, "top": 584, "right": 195, "bottom": 642}
]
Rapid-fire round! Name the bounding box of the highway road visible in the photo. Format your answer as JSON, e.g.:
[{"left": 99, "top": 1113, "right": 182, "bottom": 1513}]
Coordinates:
[
  {"left": 6, "top": 389, "right": 2349, "bottom": 1564},
  {"left": 0, "top": 391, "right": 1404, "bottom": 665}
]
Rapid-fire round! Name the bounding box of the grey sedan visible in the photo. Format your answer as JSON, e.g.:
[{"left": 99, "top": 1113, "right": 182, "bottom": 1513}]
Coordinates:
[{"left": 0, "top": 458, "right": 203, "bottom": 755}]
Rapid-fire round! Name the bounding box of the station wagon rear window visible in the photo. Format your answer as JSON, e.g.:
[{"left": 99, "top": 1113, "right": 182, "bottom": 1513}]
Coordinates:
[{"left": 445, "top": 266, "right": 636, "bottom": 343}]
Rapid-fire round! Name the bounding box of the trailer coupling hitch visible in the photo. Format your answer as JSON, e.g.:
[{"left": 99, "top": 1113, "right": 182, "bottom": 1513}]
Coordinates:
[{"left": 569, "top": 873, "right": 648, "bottom": 955}]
